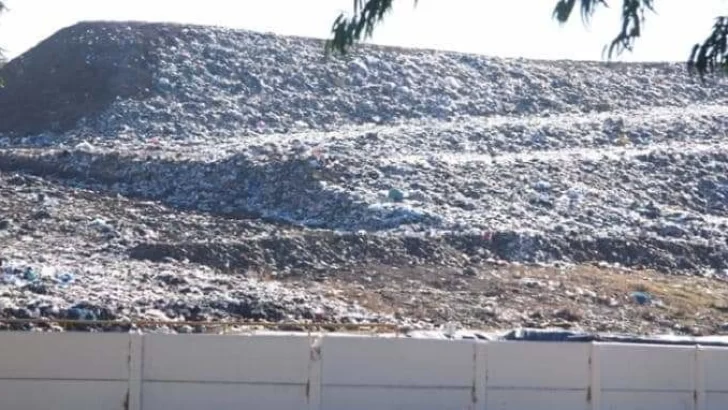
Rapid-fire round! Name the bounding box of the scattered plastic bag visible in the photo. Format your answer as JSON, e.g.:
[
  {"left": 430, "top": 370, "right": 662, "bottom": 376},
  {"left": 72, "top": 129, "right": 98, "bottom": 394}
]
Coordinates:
[
  {"left": 388, "top": 188, "right": 405, "bottom": 202},
  {"left": 630, "top": 291, "right": 652, "bottom": 305},
  {"left": 0, "top": 261, "right": 76, "bottom": 289},
  {"left": 56, "top": 272, "right": 76, "bottom": 288}
]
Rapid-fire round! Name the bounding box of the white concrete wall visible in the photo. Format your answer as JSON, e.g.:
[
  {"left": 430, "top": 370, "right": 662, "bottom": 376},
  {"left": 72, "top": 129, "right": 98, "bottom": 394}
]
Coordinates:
[
  {"left": 0, "top": 333, "right": 131, "bottom": 410},
  {"left": 0, "top": 332, "right": 726, "bottom": 410}
]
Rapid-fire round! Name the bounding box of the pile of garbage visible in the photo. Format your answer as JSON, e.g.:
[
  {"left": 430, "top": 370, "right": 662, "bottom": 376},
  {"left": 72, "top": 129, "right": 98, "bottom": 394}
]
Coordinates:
[{"left": 1, "top": 259, "right": 76, "bottom": 293}]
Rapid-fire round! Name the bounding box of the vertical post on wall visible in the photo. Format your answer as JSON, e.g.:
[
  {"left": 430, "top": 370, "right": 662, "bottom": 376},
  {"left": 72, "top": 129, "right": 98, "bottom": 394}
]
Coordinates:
[
  {"left": 307, "top": 333, "right": 323, "bottom": 410},
  {"left": 694, "top": 345, "right": 706, "bottom": 410},
  {"left": 473, "top": 341, "right": 487, "bottom": 410},
  {"left": 127, "top": 333, "right": 144, "bottom": 410},
  {"left": 589, "top": 342, "right": 601, "bottom": 410}
]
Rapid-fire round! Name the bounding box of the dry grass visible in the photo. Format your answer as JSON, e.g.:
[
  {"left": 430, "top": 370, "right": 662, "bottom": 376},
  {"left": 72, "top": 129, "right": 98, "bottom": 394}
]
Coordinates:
[
  {"left": 302, "top": 263, "right": 728, "bottom": 335},
  {"left": 563, "top": 265, "right": 728, "bottom": 317}
]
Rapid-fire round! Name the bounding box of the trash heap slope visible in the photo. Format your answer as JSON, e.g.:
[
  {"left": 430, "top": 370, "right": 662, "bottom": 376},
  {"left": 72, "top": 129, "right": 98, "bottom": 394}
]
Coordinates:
[
  {"left": 3, "top": 21, "right": 728, "bottom": 275},
  {"left": 1, "top": 20, "right": 727, "bottom": 140}
]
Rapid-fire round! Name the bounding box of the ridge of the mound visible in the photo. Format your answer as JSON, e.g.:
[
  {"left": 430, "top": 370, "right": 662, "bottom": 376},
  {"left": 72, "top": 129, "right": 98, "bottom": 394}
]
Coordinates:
[
  {"left": 0, "top": 22, "right": 156, "bottom": 136},
  {"left": 2, "top": 20, "right": 727, "bottom": 141}
]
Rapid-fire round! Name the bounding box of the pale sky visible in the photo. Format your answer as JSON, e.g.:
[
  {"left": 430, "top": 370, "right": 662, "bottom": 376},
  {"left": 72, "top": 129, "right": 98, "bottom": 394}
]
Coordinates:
[{"left": 0, "top": 0, "right": 726, "bottom": 62}]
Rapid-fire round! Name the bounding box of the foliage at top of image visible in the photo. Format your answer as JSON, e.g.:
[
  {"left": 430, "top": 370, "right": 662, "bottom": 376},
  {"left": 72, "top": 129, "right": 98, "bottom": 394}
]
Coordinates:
[
  {"left": 325, "top": 0, "right": 728, "bottom": 81},
  {"left": 0, "top": 1, "right": 5, "bottom": 86},
  {"left": 0, "top": 1, "right": 5, "bottom": 58}
]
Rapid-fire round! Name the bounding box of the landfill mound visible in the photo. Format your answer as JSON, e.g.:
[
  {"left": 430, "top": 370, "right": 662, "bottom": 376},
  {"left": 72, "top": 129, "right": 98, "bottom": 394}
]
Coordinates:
[
  {"left": 2, "top": 21, "right": 728, "bottom": 334},
  {"left": 1, "top": 21, "right": 725, "bottom": 139}
]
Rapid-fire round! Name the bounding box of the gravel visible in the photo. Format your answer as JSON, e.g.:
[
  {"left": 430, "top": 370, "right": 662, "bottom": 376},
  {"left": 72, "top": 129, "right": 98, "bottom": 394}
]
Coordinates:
[{"left": 2, "top": 21, "right": 728, "bottom": 334}]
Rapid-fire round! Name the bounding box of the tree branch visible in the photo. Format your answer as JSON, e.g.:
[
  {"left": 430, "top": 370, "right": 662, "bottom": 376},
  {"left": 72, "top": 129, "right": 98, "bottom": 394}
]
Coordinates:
[
  {"left": 688, "top": 17, "right": 728, "bottom": 81},
  {"left": 325, "top": 0, "right": 398, "bottom": 55}
]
